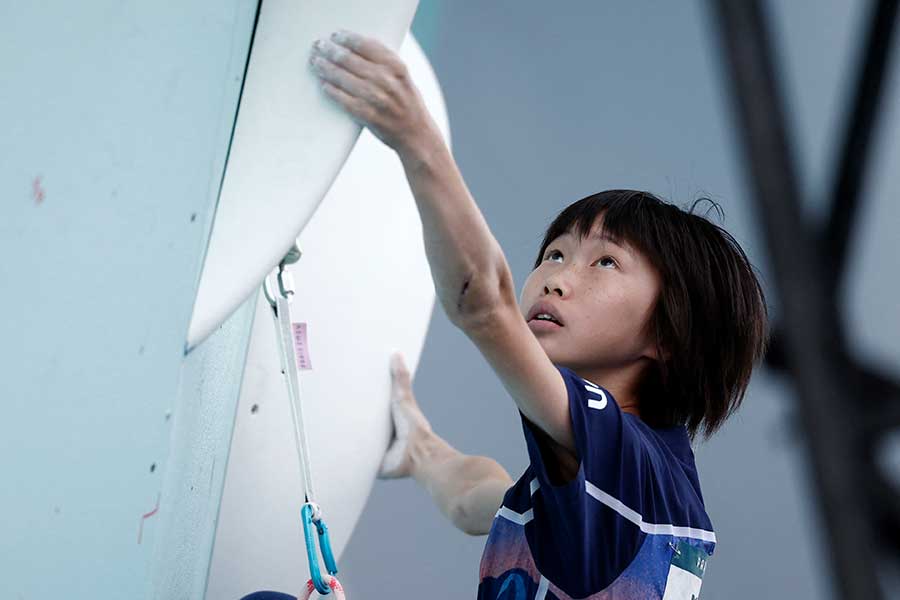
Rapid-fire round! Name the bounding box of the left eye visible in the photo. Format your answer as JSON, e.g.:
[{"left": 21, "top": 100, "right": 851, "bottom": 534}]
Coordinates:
[{"left": 597, "top": 256, "right": 617, "bottom": 268}]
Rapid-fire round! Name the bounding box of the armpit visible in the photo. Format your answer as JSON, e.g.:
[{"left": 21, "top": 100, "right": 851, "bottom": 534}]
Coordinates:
[{"left": 531, "top": 420, "right": 580, "bottom": 485}]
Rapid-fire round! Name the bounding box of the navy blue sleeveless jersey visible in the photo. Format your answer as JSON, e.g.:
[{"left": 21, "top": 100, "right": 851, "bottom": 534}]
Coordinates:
[{"left": 478, "top": 365, "right": 716, "bottom": 599}]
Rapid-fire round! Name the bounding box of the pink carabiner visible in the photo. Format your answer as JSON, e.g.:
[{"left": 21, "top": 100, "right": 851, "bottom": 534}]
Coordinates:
[{"left": 300, "top": 575, "right": 345, "bottom": 599}]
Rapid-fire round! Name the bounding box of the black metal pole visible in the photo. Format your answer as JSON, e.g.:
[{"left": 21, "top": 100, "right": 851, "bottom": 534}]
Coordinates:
[
  {"left": 765, "top": 0, "right": 898, "bottom": 373},
  {"left": 823, "top": 0, "right": 899, "bottom": 292},
  {"left": 706, "top": 1, "right": 883, "bottom": 597}
]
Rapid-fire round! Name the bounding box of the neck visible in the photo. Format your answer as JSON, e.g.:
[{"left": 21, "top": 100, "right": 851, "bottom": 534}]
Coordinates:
[{"left": 570, "top": 359, "right": 649, "bottom": 418}]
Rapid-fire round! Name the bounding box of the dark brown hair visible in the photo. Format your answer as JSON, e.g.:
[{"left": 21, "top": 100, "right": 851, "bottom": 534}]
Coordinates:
[{"left": 533, "top": 190, "right": 770, "bottom": 443}]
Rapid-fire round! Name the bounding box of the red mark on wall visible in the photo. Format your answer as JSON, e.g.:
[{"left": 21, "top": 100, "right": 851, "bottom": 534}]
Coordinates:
[
  {"left": 32, "top": 176, "right": 45, "bottom": 205},
  {"left": 137, "top": 492, "right": 161, "bottom": 544}
]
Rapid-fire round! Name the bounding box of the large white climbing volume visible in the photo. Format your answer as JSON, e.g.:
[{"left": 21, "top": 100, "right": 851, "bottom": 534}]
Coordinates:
[
  {"left": 186, "top": 0, "right": 421, "bottom": 351},
  {"left": 205, "top": 31, "right": 451, "bottom": 598}
]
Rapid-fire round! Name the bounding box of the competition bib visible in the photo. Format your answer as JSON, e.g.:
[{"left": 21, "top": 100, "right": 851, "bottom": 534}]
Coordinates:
[{"left": 661, "top": 539, "right": 709, "bottom": 600}]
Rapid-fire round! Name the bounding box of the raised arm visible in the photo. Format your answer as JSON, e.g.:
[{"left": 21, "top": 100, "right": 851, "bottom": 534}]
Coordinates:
[{"left": 310, "top": 31, "right": 575, "bottom": 452}]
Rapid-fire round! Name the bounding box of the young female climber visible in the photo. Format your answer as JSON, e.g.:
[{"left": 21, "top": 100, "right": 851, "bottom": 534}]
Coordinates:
[{"left": 308, "top": 30, "right": 769, "bottom": 598}]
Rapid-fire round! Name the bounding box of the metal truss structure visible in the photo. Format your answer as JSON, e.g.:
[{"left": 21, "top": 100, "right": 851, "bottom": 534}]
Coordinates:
[{"left": 707, "top": 0, "right": 899, "bottom": 598}]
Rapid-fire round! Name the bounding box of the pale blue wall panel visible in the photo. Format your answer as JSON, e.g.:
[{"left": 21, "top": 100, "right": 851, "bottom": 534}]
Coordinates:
[{"left": 0, "top": 1, "right": 258, "bottom": 597}]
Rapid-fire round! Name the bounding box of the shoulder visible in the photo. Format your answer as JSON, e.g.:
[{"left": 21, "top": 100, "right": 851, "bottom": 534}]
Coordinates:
[{"left": 624, "top": 420, "right": 716, "bottom": 541}]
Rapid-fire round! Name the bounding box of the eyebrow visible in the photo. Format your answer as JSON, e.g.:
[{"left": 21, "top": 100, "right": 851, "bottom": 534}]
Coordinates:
[{"left": 556, "top": 231, "right": 636, "bottom": 260}]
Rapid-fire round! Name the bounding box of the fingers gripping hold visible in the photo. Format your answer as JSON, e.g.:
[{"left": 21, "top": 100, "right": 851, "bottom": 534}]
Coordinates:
[
  {"left": 331, "top": 29, "right": 407, "bottom": 76},
  {"left": 390, "top": 351, "right": 413, "bottom": 394},
  {"left": 379, "top": 351, "right": 431, "bottom": 480}
]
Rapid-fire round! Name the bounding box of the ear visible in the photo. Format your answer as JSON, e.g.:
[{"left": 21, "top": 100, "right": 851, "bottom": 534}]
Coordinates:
[{"left": 641, "top": 338, "right": 670, "bottom": 363}]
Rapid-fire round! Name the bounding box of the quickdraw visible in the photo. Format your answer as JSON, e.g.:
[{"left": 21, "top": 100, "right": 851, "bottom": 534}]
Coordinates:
[
  {"left": 264, "top": 243, "right": 342, "bottom": 596},
  {"left": 300, "top": 501, "right": 338, "bottom": 595}
]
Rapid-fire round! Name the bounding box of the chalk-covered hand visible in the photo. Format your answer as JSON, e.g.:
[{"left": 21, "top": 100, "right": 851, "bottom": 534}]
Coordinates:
[
  {"left": 378, "top": 351, "right": 433, "bottom": 479},
  {"left": 308, "top": 30, "right": 439, "bottom": 158}
]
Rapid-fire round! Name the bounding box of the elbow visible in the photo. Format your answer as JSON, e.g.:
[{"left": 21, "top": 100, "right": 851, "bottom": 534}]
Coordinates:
[
  {"left": 451, "top": 281, "right": 498, "bottom": 332},
  {"left": 450, "top": 496, "right": 491, "bottom": 537},
  {"left": 451, "top": 262, "right": 516, "bottom": 331}
]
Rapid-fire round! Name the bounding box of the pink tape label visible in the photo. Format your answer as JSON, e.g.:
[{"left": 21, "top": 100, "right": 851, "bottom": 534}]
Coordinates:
[{"left": 292, "top": 322, "right": 312, "bottom": 370}]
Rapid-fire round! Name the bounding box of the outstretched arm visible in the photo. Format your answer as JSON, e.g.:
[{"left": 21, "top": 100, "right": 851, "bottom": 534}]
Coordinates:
[
  {"left": 309, "top": 31, "right": 576, "bottom": 454},
  {"left": 308, "top": 30, "right": 507, "bottom": 324},
  {"left": 408, "top": 430, "right": 513, "bottom": 536},
  {"left": 380, "top": 353, "right": 513, "bottom": 536}
]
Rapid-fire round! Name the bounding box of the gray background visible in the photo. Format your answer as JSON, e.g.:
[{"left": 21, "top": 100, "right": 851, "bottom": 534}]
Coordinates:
[
  {"left": 340, "top": 1, "right": 900, "bottom": 598},
  {"left": 4, "top": 1, "right": 894, "bottom": 598}
]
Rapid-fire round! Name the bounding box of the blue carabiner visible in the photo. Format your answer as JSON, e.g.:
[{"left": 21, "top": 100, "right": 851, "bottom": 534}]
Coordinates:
[{"left": 301, "top": 503, "right": 338, "bottom": 595}]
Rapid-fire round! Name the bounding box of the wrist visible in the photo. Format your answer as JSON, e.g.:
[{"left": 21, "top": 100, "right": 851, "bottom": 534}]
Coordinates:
[
  {"left": 409, "top": 428, "right": 460, "bottom": 486},
  {"left": 397, "top": 121, "right": 446, "bottom": 173}
]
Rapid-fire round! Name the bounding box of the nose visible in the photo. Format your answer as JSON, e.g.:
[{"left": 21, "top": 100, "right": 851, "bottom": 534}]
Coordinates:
[{"left": 542, "top": 272, "right": 566, "bottom": 297}]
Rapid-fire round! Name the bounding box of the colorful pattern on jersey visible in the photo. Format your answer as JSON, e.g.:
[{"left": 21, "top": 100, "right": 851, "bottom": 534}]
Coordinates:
[{"left": 477, "top": 365, "right": 716, "bottom": 599}]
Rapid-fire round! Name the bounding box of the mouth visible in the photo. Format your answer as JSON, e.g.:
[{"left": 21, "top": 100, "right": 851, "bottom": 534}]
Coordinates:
[
  {"left": 526, "top": 302, "right": 565, "bottom": 326},
  {"left": 528, "top": 318, "right": 564, "bottom": 332}
]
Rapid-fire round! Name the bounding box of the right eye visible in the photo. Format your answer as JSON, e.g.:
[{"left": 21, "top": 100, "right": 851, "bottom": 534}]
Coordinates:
[{"left": 544, "top": 249, "right": 563, "bottom": 262}]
